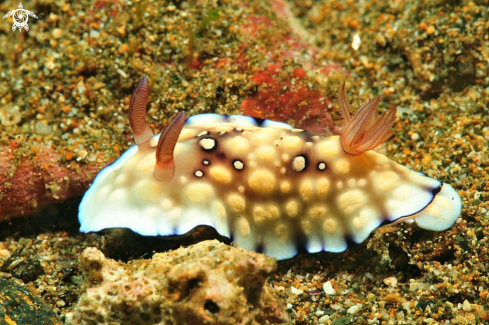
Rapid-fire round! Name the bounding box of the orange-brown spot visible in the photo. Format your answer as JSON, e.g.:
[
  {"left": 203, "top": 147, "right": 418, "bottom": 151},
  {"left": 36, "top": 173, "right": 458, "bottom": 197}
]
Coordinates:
[{"left": 9, "top": 139, "right": 19, "bottom": 149}]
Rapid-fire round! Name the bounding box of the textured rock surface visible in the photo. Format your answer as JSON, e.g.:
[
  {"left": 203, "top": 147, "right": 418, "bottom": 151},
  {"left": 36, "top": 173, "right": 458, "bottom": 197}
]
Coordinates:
[
  {"left": 66, "top": 240, "right": 288, "bottom": 325},
  {"left": 0, "top": 277, "right": 62, "bottom": 325}
]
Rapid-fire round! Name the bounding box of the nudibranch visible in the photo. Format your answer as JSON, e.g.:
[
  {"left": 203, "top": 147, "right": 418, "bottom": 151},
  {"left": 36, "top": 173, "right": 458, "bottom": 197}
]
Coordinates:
[{"left": 79, "top": 78, "right": 462, "bottom": 260}]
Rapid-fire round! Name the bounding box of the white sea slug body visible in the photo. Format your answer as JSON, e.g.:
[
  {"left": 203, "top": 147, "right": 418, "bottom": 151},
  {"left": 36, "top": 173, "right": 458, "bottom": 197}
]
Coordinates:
[{"left": 79, "top": 78, "right": 462, "bottom": 260}]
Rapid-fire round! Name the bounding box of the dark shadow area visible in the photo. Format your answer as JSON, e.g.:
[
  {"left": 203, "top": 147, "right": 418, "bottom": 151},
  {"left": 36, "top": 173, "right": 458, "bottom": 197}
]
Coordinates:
[
  {"left": 276, "top": 240, "right": 378, "bottom": 276},
  {"left": 100, "top": 226, "right": 231, "bottom": 262},
  {"left": 275, "top": 228, "right": 436, "bottom": 281},
  {"left": 0, "top": 197, "right": 82, "bottom": 241}
]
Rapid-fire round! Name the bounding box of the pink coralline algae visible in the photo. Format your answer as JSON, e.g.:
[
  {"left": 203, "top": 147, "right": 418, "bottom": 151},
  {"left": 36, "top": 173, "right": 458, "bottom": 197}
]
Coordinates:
[{"left": 0, "top": 144, "right": 104, "bottom": 220}]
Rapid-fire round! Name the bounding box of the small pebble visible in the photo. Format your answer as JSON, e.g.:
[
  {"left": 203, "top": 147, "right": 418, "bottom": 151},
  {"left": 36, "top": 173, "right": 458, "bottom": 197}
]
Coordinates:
[
  {"left": 323, "top": 281, "right": 337, "bottom": 295},
  {"left": 402, "top": 302, "right": 412, "bottom": 310},
  {"left": 35, "top": 121, "right": 52, "bottom": 135},
  {"left": 318, "top": 315, "right": 329, "bottom": 323},
  {"left": 117, "top": 68, "right": 128, "bottom": 78},
  {"left": 290, "top": 286, "right": 303, "bottom": 295},
  {"left": 409, "top": 282, "right": 430, "bottom": 291},
  {"left": 0, "top": 249, "right": 10, "bottom": 259},
  {"left": 411, "top": 132, "right": 420, "bottom": 141},
  {"left": 52, "top": 28, "right": 63, "bottom": 39},
  {"left": 347, "top": 304, "right": 362, "bottom": 314},
  {"left": 462, "top": 300, "right": 472, "bottom": 312},
  {"left": 0, "top": 105, "right": 21, "bottom": 126},
  {"left": 426, "top": 25, "right": 436, "bottom": 35},
  {"left": 383, "top": 277, "right": 397, "bottom": 287},
  {"left": 331, "top": 304, "right": 342, "bottom": 310},
  {"left": 90, "top": 30, "right": 100, "bottom": 38},
  {"left": 351, "top": 34, "right": 361, "bottom": 51}
]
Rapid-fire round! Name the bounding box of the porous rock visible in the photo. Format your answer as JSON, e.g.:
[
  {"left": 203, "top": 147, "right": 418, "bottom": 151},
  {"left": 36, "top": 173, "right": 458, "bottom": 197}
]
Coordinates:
[{"left": 65, "top": 240, "right": 288, "bottom": 325}]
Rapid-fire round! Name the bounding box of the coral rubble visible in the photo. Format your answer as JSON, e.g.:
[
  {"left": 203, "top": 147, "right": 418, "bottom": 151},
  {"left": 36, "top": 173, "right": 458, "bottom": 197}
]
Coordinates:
[{"left": 66, "top": 240, "right": 288, "bottom": 325}]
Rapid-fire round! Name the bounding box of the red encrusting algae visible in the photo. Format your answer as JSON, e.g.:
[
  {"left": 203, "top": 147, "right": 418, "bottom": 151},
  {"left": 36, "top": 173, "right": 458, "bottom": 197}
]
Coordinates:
[{"left": 242, "top": 64, "right": 338, "bottom": 134}]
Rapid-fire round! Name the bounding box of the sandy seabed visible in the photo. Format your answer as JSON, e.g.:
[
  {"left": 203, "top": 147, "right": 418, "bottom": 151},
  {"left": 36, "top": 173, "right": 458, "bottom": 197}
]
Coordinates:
[{"left": 0, "top": 0, "right": 488, "bottom": 324}]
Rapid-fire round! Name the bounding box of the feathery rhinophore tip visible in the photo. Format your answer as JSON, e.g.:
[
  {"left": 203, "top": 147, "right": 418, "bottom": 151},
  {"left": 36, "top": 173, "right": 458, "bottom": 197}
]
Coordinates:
[
  {"left": 129, "top": 76, "right": 154, "bottom": 145},
  {"left": 154, "top": 112, "right": 186, "bottom": 181},
  {"left": 339, "top": 84, "right": 396, "bottom": 155}
]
